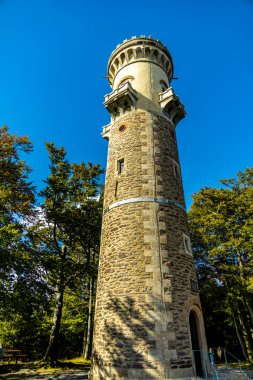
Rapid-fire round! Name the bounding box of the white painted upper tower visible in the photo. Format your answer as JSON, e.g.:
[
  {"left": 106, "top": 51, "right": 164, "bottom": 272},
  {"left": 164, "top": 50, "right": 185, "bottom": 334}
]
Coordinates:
[{"left": 103, "top": 36, "right": 185, "bottom": 139}]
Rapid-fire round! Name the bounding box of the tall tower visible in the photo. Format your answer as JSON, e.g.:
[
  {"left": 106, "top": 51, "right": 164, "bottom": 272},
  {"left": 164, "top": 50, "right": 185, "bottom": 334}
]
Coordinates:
[{"left": 91, "top": 36, "right": 208, "bottom": 380}]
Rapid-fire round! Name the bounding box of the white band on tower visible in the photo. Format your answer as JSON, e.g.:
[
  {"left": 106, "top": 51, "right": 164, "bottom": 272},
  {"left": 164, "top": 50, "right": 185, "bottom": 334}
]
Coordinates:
[{"left": 104, "top": 196, "right": 186, "bottom": 215}]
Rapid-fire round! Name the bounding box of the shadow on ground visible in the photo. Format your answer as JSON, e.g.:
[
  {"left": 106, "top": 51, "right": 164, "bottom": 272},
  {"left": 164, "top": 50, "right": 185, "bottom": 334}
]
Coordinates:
[
  {"left": 0, "top": 370, "right": 89, "bottom": 379},
  {"left": 0, "top": 362, "right": 89, "bottom": 379}
]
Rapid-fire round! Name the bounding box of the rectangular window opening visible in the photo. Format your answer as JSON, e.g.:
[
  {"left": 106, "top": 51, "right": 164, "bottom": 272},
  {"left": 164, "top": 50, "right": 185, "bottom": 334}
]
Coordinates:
[
  {"left": 183, "top": 234, "right": 192, "bottom": 255},
  {"left": 115, "top": 181, "right": 118, "bottom": 198},
  {"left": 173, "top": 160, "right": 181, "bottom": 179},
  {"left": 190, "top": 280, "right": 198, "bottom": 292},
  {"left": 118, "top": 158, "right": 124, "bottom": 174}
]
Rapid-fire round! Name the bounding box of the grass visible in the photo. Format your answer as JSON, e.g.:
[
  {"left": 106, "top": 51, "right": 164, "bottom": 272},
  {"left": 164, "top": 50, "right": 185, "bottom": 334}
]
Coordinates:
[{"left": 37, "top": 357, "right": 90, "bottom": 372}]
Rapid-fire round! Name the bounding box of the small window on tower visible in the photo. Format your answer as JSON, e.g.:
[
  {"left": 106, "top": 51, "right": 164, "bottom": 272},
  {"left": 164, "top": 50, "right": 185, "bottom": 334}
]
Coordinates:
[
  {"left": 190, "top": 280, "right": 198, "bottom": 292},
  {"left": 183, "top": 234, "right": 192, "bottom": 255},
  {"left": 115, "top": 181, "right": 118, "bottom": 198},
  {"left": 119, "top": 125, "right": 126, "bottom": 132},
  {"left": 173, "top": 160, "right": 181, "bottom": 180},
  {"left": 117, "top": 159, "right": 124, "bottom": 174}
]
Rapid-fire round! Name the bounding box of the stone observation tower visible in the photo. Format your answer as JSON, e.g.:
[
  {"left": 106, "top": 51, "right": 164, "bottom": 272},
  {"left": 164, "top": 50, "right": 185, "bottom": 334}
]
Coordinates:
[{"left": 90, "top": 36, "right": 208, "bottom": 379}]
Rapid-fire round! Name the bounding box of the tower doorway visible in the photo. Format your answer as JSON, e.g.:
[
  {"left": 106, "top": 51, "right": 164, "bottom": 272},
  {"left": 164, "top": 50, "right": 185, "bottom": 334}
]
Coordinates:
[{"left": 189, "top": 310, "right": 203, "bottom": 377}]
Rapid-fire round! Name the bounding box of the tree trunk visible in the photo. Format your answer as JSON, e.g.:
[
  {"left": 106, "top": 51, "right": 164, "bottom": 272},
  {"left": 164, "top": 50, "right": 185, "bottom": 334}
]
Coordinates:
[
  {"left": 237, "top": 305, "right": 253, "bottom": 364},
  {"left": 237, "top": 253, "right": 253, "bottom": 325},
  {"left": 245, "top": 294, "right": 253, "bottom": 325},
  {"left": 231, "top": 307, "right": 249, "bottom": 361},
  {"left": 43, "top": 284, "right": 64, "bottom": 366}
]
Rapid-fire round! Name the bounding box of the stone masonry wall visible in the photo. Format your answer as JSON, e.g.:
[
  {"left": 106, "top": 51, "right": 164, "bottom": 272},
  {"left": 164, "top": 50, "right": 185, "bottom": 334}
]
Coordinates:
[
  {"left": 91, "top": 111, "right": 204, "bottom": 380},
  {"left": 103, "top": 111, "right": 184, "bottom": 209}
]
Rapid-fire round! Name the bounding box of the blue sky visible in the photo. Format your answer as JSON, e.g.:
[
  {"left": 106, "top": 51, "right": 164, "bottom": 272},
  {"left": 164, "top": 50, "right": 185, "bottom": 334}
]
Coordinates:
[{"left": 0, "top": 0, "right": 252, "bottom": 208}]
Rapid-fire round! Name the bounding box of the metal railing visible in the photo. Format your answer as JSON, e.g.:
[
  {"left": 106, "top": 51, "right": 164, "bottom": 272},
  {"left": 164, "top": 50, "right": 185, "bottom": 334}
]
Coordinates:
[
  {"left": 192, "top": 348, "right": 251, "bottom": 379},
  {"left": 220, "top": 348, "right": 251, "bottom": 379}
]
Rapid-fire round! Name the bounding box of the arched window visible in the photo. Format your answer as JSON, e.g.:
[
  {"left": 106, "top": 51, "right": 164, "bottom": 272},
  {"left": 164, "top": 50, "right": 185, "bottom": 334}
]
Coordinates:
[
  {"left": 145, "top": 47, "right": 151, "bottom": 58},
  {"left": 136, "top": 47, "right": 142, "bottom": 59},
  {"left": 114, "top": 58, "right": 119, "bottom": 69},
  {"left": 120, "top": 52, "right": 126, "bottom": 65},
  {"left": 153, "top": 49, "right": 159, "bottom": 62},
  {"left": 127, "top": 49, "right": 134, "bottom": 61}
]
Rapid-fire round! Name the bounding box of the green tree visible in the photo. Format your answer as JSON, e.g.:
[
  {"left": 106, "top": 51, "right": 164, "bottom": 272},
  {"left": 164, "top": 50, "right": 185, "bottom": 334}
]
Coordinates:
[
  {"left": 188, "top": 168, "right": 253, "bottom": 362},
  {"left": 0, "top": 125, "right": 35, "bottom": 292},
  {"left": 0, "top": 257, "right": 52, "bottom": 357},
  {"left": 29, "top": 143, "right": 103, "bottom": 365},
  {"left": 0, "top": 126, "right": 47, "bottom": 354}
]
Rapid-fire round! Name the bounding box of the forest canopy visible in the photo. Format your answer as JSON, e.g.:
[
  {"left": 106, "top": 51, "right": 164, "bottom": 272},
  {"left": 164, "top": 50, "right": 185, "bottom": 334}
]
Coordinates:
[{"left": 0, "top": 126, "right": 103, "bottom": 364}]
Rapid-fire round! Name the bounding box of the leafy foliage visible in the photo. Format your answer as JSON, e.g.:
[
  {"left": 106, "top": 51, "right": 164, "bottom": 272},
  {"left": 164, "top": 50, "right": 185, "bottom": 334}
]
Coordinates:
[
  {"left": 28, "top": 143, "right": 103, "bottom": 364},
  {"left": 188, "top": 168, "right": 253, "bottom": 362},
  {"left": 0, "top": 128, "right": 103, "bottom": 363},
  {"left": 0, "top": 126, "right": 50, "bottom": 357}
]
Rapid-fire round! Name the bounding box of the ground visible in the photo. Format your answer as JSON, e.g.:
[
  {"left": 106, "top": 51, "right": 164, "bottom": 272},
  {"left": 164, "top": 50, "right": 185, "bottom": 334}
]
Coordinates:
[
  {"left": 0, "top": 358, "right": 89, "bottom": 379},
  {"left": 1, "top": 369, "right": 88, "bottom": 379}
]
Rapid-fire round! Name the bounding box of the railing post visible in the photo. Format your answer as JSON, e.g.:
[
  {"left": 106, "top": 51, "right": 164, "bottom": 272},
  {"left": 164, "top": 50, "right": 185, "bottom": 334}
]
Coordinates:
[{"left": 223, "top": 348, "right": 244, "bottom": 374}]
